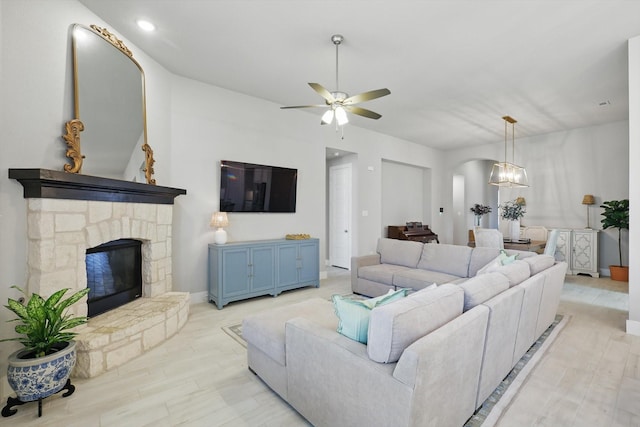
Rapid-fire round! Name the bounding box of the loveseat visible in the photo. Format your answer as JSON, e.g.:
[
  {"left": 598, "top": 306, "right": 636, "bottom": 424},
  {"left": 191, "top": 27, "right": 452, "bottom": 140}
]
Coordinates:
[{"left": 243, "top": 239, "right": 567, "bottom": 427}]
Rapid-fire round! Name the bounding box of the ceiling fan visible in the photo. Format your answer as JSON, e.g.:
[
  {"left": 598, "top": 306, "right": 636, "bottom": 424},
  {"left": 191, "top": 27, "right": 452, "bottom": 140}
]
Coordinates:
[{"left": 281, "top": 34, "right": 391, "bottom": 127}]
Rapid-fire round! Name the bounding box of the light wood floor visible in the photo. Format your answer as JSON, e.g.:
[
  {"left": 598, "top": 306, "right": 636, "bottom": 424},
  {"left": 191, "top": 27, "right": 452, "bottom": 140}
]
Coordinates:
[{"left": 4, "top": 270, "right": 638, "bottom": 426}]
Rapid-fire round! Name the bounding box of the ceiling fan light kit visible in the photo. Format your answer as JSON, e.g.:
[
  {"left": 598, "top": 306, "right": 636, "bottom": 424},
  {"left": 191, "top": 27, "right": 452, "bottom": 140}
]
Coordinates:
[
  {"left": 281, "top": 34, "right": 390, "bottom": 131},
  {"left": 489, "top": 115, "right": 529, "bottom": 188}
]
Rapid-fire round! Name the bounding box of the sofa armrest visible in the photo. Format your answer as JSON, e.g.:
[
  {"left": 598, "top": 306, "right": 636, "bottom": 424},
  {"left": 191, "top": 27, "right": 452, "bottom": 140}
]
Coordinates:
[
  {"left": 285, "top": 317, "right": 412, "bottom": 427},
  {"left": 393, "top": 305, "right": 490, "bottom": 427},
  {"left": 351, "top": 254, "right": 381, "bottom": 286}
]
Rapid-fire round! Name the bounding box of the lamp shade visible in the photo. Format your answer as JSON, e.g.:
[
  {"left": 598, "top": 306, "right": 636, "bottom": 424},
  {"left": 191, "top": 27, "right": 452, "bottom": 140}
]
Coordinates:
[
  {"left": 582, "top": 194, "right": 595, "bottom": 205},
  {"left": 210, "top": 212, "right": 229, "bottom": 228}
]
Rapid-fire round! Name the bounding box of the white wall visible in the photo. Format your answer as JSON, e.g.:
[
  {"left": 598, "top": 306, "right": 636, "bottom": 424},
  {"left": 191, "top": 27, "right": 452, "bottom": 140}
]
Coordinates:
[
  {"left": 381, "top": 160, "right": 429, "bottom": 236},
  {"left": 444, "top": 120, "right": 629, "bottom": 271},
  {"left": 627, "top": 35, "right": 640, "bottom": 335}
]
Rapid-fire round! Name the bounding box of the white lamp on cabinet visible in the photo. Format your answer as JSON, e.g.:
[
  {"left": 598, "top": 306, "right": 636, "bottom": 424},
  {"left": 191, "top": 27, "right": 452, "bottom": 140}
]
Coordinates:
[{"left": 210, "top": 212, "right": 229, "bottom": 244}]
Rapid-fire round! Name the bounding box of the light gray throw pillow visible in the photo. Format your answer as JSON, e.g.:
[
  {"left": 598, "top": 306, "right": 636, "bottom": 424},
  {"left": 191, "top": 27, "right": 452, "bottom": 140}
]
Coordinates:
[{"left": 481, "top": 260, "right": 530, "bottom": 287}]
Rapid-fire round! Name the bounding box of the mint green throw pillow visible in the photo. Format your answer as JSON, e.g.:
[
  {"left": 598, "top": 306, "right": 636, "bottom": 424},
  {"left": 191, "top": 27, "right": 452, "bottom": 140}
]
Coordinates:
[
  {"left": 499, "top": 249, "right": 518, "bottom": 265},
  {"left": 332, "top": 289, "right": 408, "bottom": 343}
]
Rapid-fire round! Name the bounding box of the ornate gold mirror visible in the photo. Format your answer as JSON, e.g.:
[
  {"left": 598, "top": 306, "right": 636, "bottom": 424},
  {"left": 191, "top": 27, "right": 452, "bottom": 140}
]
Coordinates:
[{"left": 64, "top": 24, "right": 155, "bottom": 184}]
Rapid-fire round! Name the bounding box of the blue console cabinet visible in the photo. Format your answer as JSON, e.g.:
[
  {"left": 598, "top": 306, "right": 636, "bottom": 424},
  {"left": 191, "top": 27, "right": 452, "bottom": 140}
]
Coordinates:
[{"left": 208, "top": 238, "right": 319, "bottom": 309}]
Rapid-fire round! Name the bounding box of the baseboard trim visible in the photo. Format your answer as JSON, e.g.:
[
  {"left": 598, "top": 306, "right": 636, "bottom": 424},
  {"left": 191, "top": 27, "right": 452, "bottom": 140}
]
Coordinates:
[
  {"left": 190, "top": 291, "right": 208, "bottom": 305},
  {"left": 627, "top": 319, "right": 640, "bottom": 336}
]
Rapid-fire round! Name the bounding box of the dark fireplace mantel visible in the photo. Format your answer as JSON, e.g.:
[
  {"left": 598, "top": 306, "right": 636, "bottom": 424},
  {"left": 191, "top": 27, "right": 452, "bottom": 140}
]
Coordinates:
[{"left": 9, "top": 169, "right": 186, "bottom": 204}]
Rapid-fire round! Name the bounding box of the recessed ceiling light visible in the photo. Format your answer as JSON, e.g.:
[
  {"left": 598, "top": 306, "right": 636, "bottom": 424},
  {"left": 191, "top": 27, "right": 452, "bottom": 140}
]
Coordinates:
[
  {"left": 136, "top": 19, "right": 155, "bottom": 32},
  {"left": 334, "top": 152, "right": 340, "bottom": 157}
]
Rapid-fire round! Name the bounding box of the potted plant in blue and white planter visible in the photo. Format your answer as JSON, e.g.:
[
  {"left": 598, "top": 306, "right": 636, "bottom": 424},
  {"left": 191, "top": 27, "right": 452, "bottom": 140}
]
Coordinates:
[{"left": 1, "top": 286, "right": 89, "bottom": 417}]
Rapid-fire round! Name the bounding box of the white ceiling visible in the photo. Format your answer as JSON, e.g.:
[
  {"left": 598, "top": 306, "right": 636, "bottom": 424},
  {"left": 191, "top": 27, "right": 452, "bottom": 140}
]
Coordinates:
[{"left": 78, "top": 0, "right": 640, "bottom": 151}]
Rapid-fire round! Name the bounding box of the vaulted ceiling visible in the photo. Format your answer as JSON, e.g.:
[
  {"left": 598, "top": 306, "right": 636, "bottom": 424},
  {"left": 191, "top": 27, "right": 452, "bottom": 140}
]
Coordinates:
[{"left": 79, "top": 0, "right": 640, "bottom": 150}]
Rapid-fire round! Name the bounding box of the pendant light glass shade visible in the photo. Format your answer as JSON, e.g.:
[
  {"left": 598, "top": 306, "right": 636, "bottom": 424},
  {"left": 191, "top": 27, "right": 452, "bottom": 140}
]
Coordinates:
[
  {"left": 321, "top": 109, "right": 334, "bottom": 125},
  {"left": 335, "top": 106, "right": 349, "bottom": 125},
  {"left": 489, "top": 116, "right": 529, "bottom": 187}
]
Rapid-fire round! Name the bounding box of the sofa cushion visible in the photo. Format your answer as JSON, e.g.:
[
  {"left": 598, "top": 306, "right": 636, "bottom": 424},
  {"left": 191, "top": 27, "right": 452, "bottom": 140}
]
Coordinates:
[
  {"left": 476, "top": 250, "right": 518, "bottom": 275},
  {"left": 524, "top": 254, "right": 555, "bottom": 275},
  {"left": 367, "top": 284, "right": 464, "bottom": 363},
  {"left": 332, "top": 289, "right": 409, "bottom": 343},
  {"left": 392, "top": 269, "right": 459, "bottom": 289},
  {"left": 458, "top": 272, "right": 509, "bottom": 311},
  {"left": 417, "top": 243, "right": 473, "bottom": 277},
  {"left": 242, "top": 298, "right": 336, "bottom": 366},
  {"left": 479, "top": 260, "right": 531, "bottom": 287},
  {"left": 468, "top": 247, "right": 502, "bottom": 277},
  {"left": 358, "top": 264, "right": 412, "bottom": 286},
  {"left": 377, "top": 238, "right": 424, "bottom": 268}
]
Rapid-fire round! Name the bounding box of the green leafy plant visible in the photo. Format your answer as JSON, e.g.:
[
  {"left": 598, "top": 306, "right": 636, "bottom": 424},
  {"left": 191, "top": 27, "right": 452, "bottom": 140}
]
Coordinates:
[
  {"left": 499, "top": 199, "right": 526, "bottom": 221},
  {"left": 1, "top": 286, "right": 89, "bottom": 358},
  {"left": 470, "top": 204, "right": 492, "bottom": 216},
  {"left": 470, "top": 204, "right": 493, "bottom": 226},
  {"left": 600, "top": 199, "right": 629, "bottom": 267}
]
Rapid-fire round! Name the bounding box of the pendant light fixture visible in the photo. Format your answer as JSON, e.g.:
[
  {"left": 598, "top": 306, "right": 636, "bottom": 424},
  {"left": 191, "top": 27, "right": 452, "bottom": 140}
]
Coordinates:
[{"left": 489, "top": 115, "right": 529, "bottom": 187}]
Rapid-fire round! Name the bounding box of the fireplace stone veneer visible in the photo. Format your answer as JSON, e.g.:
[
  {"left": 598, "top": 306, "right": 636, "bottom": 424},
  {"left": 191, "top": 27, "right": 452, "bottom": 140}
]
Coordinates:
[{"left": 11, "top": 169, "right": 188, "bottom": 378}]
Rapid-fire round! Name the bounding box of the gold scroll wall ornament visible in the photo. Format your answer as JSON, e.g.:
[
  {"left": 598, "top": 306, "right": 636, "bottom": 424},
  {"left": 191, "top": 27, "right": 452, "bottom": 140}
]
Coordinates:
[
  {"left": 142, "top": 143, "right": 156, "bottom": 185},
  {"left": 89, "top": 25, "right": 133, "bottom": 57},
  {"left": 62, "top": 119, "right": 85, "bottom": 173}
]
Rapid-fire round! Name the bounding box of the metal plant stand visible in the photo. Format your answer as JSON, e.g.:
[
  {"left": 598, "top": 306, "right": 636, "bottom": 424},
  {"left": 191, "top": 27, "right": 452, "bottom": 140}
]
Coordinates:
[{"left": 1, "top": 379, "right": 75, "bottom": 418}]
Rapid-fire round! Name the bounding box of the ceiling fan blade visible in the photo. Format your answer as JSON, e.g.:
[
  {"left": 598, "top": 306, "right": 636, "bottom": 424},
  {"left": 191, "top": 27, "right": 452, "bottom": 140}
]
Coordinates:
[
  {"left": 343, "top": 88, "right": 391, "bottom": 105},
  {"left": 280, "top": 105, "right": 329, "bottom": 109},
  {"left": 308, "top": 83, "right": 336, "bottom": 104},
  {"left": 344, "top": 105, "right": 382, "bottom": 120}
]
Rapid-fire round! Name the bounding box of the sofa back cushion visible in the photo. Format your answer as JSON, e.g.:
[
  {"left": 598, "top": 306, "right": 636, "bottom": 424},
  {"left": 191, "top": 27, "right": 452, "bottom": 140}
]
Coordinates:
[
  {"left": 367, "top": 284, "right": 464, "bottom": 363},
  {"left": 524, "top": 254, "right": 555, "bottom": 275},
  {"left": 478, "top": 259, "right": 531, "bottom": 287},
  {"left": 377, "top": 238, "right": 424, "bottom": 268},
  {"left": 417, "top": 243, "right": 473, "bottom": 277},
  {"left": 458, "top": 272, "right": 509, "bottom": 311}
]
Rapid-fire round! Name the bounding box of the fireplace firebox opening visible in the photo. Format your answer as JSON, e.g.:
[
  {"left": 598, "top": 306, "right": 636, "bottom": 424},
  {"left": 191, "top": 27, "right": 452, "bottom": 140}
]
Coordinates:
[{"left": 86, "top": 239, "right": 143, "bottom": 317}]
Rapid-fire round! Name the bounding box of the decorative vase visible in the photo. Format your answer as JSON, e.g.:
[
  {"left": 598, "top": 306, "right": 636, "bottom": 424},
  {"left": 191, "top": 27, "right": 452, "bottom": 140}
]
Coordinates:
[
  {"left": 475, "top": 216, "right": 481, "bottom": 227},
  {"left": 510, "top": 219, "right": 520, "bottom": 241},
  {"left": 609, "top": 265, "right": 629, "bottom": 282},
  {"left": 6, "top": 341, "right": 76, "bottom": 403}
]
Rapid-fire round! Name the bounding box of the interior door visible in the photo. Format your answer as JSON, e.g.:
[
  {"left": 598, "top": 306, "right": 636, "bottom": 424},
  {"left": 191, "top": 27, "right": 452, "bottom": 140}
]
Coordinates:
[{"left": 329, "top": 164, "right": 352, "bottom": 269}]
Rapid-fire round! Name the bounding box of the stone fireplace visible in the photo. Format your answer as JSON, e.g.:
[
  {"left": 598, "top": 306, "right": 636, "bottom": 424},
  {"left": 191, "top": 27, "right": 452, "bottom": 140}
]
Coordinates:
[{"left": 10, "top": 169, "right": 188, "bottom": 378}]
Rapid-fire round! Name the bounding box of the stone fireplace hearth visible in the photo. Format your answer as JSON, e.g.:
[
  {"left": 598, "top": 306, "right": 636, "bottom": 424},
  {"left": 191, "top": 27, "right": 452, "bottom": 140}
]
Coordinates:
[{"left": 10, "top": 169, "right": 187, "bottom": 378}]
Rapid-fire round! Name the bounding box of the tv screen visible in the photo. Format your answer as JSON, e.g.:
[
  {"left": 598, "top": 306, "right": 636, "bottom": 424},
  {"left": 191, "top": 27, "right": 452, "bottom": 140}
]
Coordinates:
[{"left": 220, "top": 160, "right": 297, "bottom": 213}]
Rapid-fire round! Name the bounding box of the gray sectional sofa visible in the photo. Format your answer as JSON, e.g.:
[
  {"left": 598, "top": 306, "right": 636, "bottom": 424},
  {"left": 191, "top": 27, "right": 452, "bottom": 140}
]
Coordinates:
[
  {"left": 352, "top": 237, "right": 539, "bottom": 296},
  {"left": 243, "top": 238, "right": 567, "bottom": 427}
]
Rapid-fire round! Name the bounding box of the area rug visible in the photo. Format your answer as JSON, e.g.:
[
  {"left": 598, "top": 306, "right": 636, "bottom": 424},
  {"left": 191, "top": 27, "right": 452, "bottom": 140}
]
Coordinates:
[
  {"left": 222, "top": 314, "right": 569, "bottom": 426},
  {"left": 464, "top": 313, "right": 569, "bottom": 426},
  {"left": 222, "top": 323, "right": 246, "bottom": 348}
]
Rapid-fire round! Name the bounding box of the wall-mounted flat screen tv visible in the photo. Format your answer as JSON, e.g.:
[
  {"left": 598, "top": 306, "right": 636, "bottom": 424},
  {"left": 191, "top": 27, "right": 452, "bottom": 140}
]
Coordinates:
[{"left": 220, "top": 160, "right": 297, "bottom": 213}]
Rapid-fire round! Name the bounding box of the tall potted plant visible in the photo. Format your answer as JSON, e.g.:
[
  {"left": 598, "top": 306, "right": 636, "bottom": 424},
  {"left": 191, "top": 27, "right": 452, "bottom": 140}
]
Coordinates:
[
  {"left": 1, "top": 286, "right": 89, "bottom": 417},
  {"left": 600, "top": 199, "right": 629, "bottom": 281}
]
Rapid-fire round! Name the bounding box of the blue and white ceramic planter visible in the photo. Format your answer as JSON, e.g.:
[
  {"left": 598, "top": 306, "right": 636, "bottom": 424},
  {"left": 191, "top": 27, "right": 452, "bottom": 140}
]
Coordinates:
[{"left": 7, "top": 341, "right": 76, "bottom": 402}]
